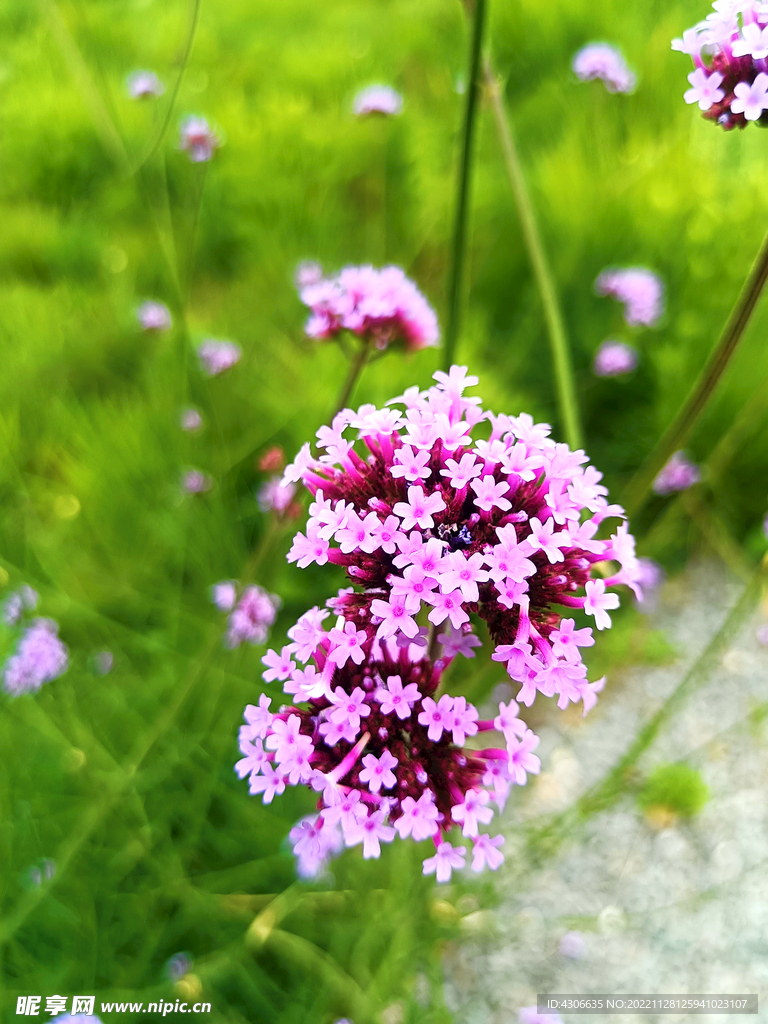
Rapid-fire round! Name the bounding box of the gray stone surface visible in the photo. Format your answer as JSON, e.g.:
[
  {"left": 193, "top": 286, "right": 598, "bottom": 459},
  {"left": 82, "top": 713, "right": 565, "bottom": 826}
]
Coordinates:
[{"left": 444, "top": 561, "right": 768, "bottom": 1024}]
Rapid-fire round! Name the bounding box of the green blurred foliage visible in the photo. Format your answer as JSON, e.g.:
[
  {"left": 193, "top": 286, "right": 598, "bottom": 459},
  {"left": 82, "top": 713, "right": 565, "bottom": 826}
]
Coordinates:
[
  {"left": 1, "top": 0, "right": 767, "bottom": 1019},
  {"left": 636, "top": 762, "right": 710, "bottom": 818}
]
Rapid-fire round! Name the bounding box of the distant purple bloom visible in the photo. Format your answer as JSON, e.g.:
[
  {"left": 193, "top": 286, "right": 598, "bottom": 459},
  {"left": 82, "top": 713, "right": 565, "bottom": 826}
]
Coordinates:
[
  {"left": 353, "top": 85, "right": 403, "bottom": 116},
  {"left": 592, "top": 340, "right": 638, "bottom": 377},
  {"left": 3, "top": 618, "right": 69, "bottom": 696},
  {"left": 211, "top": 581, "right": 238, "bottom": 612},
  {"left": 634, "top": 558, "right": 666, "bottom": 612},
  {"left": 137, "top": 301, "right": 172, "bottom": 332},
  {"left": 127, "top": 70, "right": 164, "bottom": 99},
  {"left": 197, "top": 339, "right": 241, "bottom": 376},
  {"left": 596, "top": 268, "right": 664, "bottom": 327},
  {"left": 257, "top": 476, "right": 297, "bottom": 514},
  {"left": 182, "top": 470, "right": 211, "bottom": 494},
  {"left": 3, "top": 593, "right": 23, "bottom": 626},
  {"left": 652, "top": 451, "right": 700, "bottom": 496},
  {"left": 179, "top": 116, "right": 219, "bottom": 162},
  {"left": 573, "top": 43, "right": 636, "bottom": 93},
  {"left": 226, "top": 585, "right": 280, "bottom": 648},
  {"left": 559, "top": 930, "right": 588, "bottom": 959},
  {"left": 295, "top": 261, "right": 324, "bottom": 289},
  {"left": 756, "top": 624, "right": 768, "bottom": 646},
  {"left": 764, "top": 512, "right": 768, "bottom": 541},
  {"left": 180, "top": 408, "right": 203, "bottom": 432}
]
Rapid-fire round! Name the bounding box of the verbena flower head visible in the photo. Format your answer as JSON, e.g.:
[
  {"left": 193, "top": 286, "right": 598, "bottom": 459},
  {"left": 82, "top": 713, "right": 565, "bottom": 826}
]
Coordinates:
[
  {"left": 225, "top": 585, "right": 280, "bottom": 648},
  {"left": 595, "top": 268, "right": 664, "bottom": 327},
  {"left": 137, "top": 301, "right": 172, "bottom": 331},
  {"left": 592, "top": 340, "right": 639, "bottom": 377},
  {"left": 559, "top": 930, "right": 588, "bottom": 959},
  {"left": 652, "top": 451, "right": 701, "bottom": 495},
  {"left": 299, "top": 265, "right": 439, "bottom": 351},
  {"left": 353, "top": 85, "right": 404, "bottom": 116},
  {"left": 127, "top": 70, "right": 164, "bottom": 99},
  {"left": 179, "top": 115, "right": 219, "bottom": 162},
  {"left": 197, "top": 339, "right": 241, "bottom": 376},
  {"left": 3, "top": 618, "right": 69, "bottom": 696},
  {"left": 674, "top": 1, "right": 768, "bottom": 128},
  {"left": 211, "top": 580, "right": 238, "bottom": 611},
  {"left": 237, "top": 367, "right": 637, "bottom": 881},
  {"left": 573, "top": 43, "right": 636, "bottom": 93}
]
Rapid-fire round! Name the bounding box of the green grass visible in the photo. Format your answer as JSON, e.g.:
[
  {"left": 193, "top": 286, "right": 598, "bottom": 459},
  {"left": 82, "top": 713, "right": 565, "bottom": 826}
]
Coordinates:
[{"left": 3, "top": 0, "right": 768, "bottom": 1020}]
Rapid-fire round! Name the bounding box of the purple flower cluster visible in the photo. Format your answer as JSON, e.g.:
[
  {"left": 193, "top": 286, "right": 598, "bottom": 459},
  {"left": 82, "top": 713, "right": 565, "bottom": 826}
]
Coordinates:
[
  {"left": 652, "top": 451, "right": 701, "bottom": 496},
  {"left": 299, "top": 265, "right": 439, "bottom": 352},
  {"left": 674, "top": 1, "right": 768, "bottom": 128},
  {"left": 179, "top": 116, "right": 219, "bottom": 162},
  {"left": 212, "top": 583, "right": 281, "bottom": 648},
  {"left": 595, "top": 268, "right": 664, "bottom": 328},
  {"left": 137, "top": 301, "right": 172, "bottom": 332},
  {"left": 197, "top": 339, "right": 241, "bottom": 376},
  {"left": 573, "top": 44, "right": 636, "bottom": 93},
  {"left": 236, "top": 367, "right": 639, "bottom": 880},
  {"left": 3, "top": 585, "right": 38, "bottom": 626},
  {"left": 257, "top": 477, "right": 297, "bottom": 515},
  {"left": 592, "top": 340, "right": 639, "bottom": 378},
  {"left": 353, "top": 85, "right": 403, "bottom": 117},
  {"left": 3, "top": 618, "right": 69, "bottom": 696}
]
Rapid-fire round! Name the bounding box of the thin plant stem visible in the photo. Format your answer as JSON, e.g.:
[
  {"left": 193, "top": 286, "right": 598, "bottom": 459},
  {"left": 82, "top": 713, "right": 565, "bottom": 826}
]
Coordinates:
[
  {"left": 334, "top": 340, "right": 372, "bottom": 415},
  {"left": 484, "top": 60, "right": 583, "bottom": 450},
  {"left": 443, "top": 0, "right": 487, "bottom": 370},
  {"left": 623, "top": 225, "right": 768, "bottom": 518},
  {"left": 129, "top": 0, "right": 203, "bottom": 175}
]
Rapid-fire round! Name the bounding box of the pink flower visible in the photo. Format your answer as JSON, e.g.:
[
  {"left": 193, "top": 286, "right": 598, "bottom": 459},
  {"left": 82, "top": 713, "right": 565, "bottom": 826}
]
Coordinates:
[
  {"left": 393, "top": 485, "right": 446, "bottom": 531},
  {"left": 573, "top": 43, "right": 635, "bottom": 93},
  {"left": 393, "top": 792, "right": 439, "bottom": 840},
  {"left": 732, "top": 73, "right": 768, "bottom": 120},
  {"left": 507, "top": 728, "right": 541, "bottom": 784},
  {"left": 243, "top": 694, "right": 273, "bottom": 739},
  {"left": 548, "top": 619, "right": 594, "bottom": 662},
  {"left": 328, "top": 620, "right": 368, "bottom": 666},
  {"left": 449, "top": 695, "right": 478, "bottom": 745},
  {"left": 417, "top": 694, "right": 454, "bottom": 741},
  {"left": 197, "top": 339, "right": 241, "bottom": 376},
  {"left": 391, "top": 445, "right": 431, "bottom": 482},
  {"left": 652, "top": 451, "right": 700, "bottom": 495},
  {"left": 127, "top": 70, "right": 164, "bottom": 98},
  {"left": 422, "top": 841, "right": 466, "bottom": 883},
  {"left": 288, "top": 524, "right": 330, "bottom": 569},
  {"left": 596, "top": 268, "right": 664, "bottom": 327},
  {"left": 426, "top": 589, "right": 469, "bottom": 629},
  {"left": 471, "top": 834, "right": 505, "bottom": 872},
  {"left": 359, "top": 750, "right": 398, "bottom": 792},
  {"left": 684, "top": 68, "right": 725, "bottom": 110},
  {"left": 440, "top": 452, "right": 482, "bottom": 489},
  {"left": 374, "top": 674, "right": 421, "bottom": 719},
  {"left": 353, "top": 85, "right": 403, "bottom": 116},
  {"left": 137, "top": 301, "right": 171, "bottom": 331},
  {"left": 258, "top": 477, "right": 297, "bottom": 514},
  {"left": 300, "top": 264, "right": 439, "bottom": 351},
  {"left": 451, "top": 788, "right": 492, "bottom": 837},
  {"left": 2, "top": 619, "right": 69, "bottom": 696},
  {"left": 438, "top": 551, "right": 489, "bottom": 602},
  {"left": 344, "top": 808, "right": 396, "bottom": 858},
  {"left": 328, "top": 685, "right": 371, "bottom": 731},
  {"left": 584, "top": 578, "right": 620, "bottom": 630},
  {"left": 179, "top": 115, "right": 219, "bottom": 162},
  {"left": 592, "top": 340, "right": 638, "bottom": 377},
  {"left": 494, "top": 699, "right": 526, "bottom": 741},
  {"left": 437, "top": 624, "right": 482, "bottom": 659},
  {"left": 526, "top": 517, "right": 570, "bottom": 564},
  {"left": 370, "top": 596, "right": 420, "bottom": 640},
  {"left": 226, "top": 585, "right": 279, "bottom": 647},
  {"left": 211, "top": 580, "right": 237, "bottom": 611},
  {"left": 261, "top": 646, "right": 295, "bottom": 682},
  {"left": 470, "top": 475, "right": 512, "bottom": 512},
  {"left": 249, "top": 762, "right": 287, "bottom": 804}
]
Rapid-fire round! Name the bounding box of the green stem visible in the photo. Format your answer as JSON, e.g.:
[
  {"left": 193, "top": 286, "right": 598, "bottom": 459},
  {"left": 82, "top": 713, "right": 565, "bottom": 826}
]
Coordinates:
[
  {"left": 484, "top": 60, "right": 583, "bottom": 450},
  {"left": 623, "top": 225, "right": 768, "bottom": 518},
  {"left": 443, "top": 0, "right": 487, "bottom": 370},
  {"left": 334, "top": 340, "right": 372, "bottom": 415},
  {"left": 129, "top": 0, "right": 202, "bottom": 175}
]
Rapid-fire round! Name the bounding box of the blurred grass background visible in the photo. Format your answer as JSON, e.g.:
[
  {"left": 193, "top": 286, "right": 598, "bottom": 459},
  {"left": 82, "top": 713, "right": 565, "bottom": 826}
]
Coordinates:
[{"left": 2, "top": 0, "right": 768, "bottom": 1020}]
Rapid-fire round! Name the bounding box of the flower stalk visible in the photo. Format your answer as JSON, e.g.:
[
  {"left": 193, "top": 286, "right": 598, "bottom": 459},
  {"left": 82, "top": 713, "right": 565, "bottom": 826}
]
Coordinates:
[
  {"left": 443, "top": 0, "right": 487, "bottom": 370},
  {"left": 483, "top": 60, "right": 583, "bottom": 451}
]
